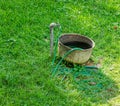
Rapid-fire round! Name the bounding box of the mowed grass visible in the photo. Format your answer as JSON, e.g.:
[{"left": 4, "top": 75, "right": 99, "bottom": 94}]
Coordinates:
[{"left": 0, "top": 0, "right": 120, "bottom": 106}]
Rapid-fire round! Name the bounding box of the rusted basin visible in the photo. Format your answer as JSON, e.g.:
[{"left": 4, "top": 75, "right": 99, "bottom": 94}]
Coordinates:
[{"left": 58, "top": 33, "right": 95, "bottom": 64}]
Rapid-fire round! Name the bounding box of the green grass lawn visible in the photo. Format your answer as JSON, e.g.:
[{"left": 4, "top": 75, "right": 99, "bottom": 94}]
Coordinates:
[{"left": 0, "top": 0, "right": 120, "bottom": 106}]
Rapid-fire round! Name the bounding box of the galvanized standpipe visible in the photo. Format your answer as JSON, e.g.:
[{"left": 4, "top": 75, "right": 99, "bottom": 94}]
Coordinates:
[{"left": 50, "top": 23, "right": 60, "bottom": 57}]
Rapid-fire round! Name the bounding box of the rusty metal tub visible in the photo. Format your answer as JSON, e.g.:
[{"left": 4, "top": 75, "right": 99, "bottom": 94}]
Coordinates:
[{"left": 58, "top": 33, "right": 95, "bottom": 64}]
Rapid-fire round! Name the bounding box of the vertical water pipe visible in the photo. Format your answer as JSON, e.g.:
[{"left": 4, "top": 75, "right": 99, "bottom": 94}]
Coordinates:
[{"left": 50, "top": 23, "right": 60, "bottom": 56}]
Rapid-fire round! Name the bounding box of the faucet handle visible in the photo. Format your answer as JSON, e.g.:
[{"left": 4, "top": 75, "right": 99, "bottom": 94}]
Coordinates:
[{"left": 50, "top": 23, "right": 60, "bottom": 28}]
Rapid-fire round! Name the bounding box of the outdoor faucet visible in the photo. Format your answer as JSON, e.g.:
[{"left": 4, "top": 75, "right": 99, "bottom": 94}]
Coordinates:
[{"left": 50, "top": 23, "right": 60, "bottom": 57}]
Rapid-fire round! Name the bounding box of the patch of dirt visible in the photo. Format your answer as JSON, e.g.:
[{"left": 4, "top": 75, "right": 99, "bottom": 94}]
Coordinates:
[{"left": 85, "top": 57, "right": 103, "bottom": 69}]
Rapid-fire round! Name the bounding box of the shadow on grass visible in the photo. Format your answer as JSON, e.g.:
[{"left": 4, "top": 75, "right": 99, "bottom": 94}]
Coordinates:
[
  {"left": 53, "top": 61, "right": 119, "bottom": 104},
  {"left": 74, "top": 69, "right": 118, "bottom": 104}
]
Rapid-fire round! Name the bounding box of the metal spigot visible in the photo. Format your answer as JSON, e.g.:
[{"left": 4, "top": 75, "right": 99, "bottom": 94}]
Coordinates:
[{"left": 50, "top": 23, "right": 60, "bottom": 57}]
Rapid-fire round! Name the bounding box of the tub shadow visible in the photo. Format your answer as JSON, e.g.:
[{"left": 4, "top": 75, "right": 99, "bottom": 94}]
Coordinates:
[
  {"left": 55, "top": 61, "right": 119, "bottom": 104},
  {"left": 73, "top": 69, "right": 118, "bottom": 104}
]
